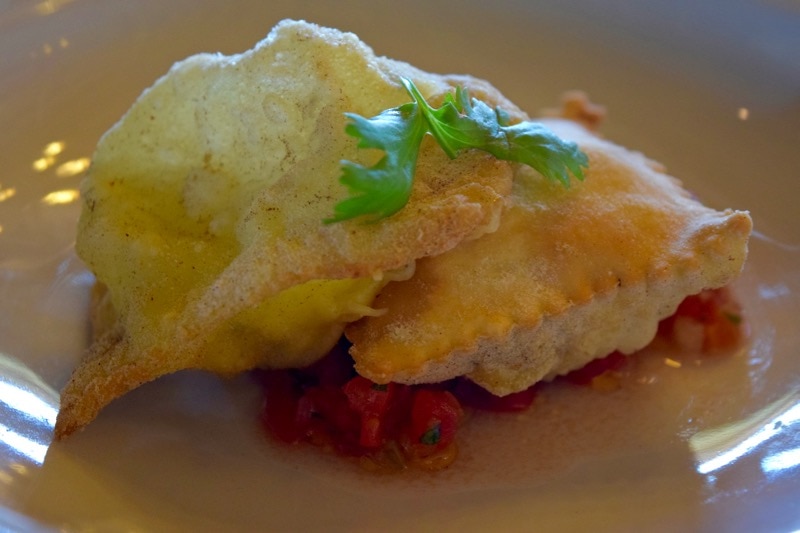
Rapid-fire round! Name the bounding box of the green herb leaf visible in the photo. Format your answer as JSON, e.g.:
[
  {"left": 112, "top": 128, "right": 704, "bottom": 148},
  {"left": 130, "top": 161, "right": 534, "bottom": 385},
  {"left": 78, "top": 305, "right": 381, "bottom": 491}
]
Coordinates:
[
  {"left": 420, "top": 423, "right": 441, "bottom": 446},
  {"left": 325, "top": 78, "right": 589, "bottom": 223},
  {"left": 724, "top": 311, "right": 742, "bottom": 325}
]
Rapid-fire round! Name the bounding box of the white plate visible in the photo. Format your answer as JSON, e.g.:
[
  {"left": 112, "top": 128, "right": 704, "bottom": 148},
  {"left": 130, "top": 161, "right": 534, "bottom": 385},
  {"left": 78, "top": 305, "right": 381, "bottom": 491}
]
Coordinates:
[{"left": 1, "top": 1, "right": 799, "bottom": 531}]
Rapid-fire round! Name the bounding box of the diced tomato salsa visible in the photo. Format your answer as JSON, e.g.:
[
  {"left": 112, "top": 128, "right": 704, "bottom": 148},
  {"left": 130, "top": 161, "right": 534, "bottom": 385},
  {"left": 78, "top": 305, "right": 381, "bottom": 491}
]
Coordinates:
[
  {"left": 657, "top": 287, "right": 744, "bottom": 352},
  {"left": 258, "top": 343, "right": 467, "bottom": 471},
  {"left": 258, "top": 287, "right": 743, "bottom": 471}
]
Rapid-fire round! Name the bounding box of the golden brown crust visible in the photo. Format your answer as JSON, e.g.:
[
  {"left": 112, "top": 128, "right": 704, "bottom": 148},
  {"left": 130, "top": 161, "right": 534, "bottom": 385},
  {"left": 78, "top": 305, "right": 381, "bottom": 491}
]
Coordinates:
[
  {"left": 346, "top": 119, "right": 752, "bottom": 394},
  {"left": 56, "top": 20, "right": 514, "bottom": 438}
]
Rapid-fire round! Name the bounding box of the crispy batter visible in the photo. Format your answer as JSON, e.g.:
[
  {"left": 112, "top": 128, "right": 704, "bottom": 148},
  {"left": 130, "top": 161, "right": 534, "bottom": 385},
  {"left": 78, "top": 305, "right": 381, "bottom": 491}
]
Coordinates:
[
  {"left": 346, "top": 119, "right": 752, "bottom": 394},
  {"left": 56, "top": 20, "right": 515, "bottom": 438}
]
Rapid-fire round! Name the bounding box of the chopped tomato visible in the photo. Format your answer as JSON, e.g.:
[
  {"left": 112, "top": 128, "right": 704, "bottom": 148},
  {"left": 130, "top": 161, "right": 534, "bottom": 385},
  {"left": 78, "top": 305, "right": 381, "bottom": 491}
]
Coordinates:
[
  {"left": 404, "top": 389, "right": 463, "bottom": 460},
  {"left": 259, "top": 363, "right": 464, "bottom": 469},
  {"left": 344, "top": 377, "right": 395, "bottom": 418},
  {"left": 412, "top": 390, "right": 462, "bottom": 447},
  {"left": 657, "top": 288, "right": 744, "bottom": 352},
  {"left": 304, "top": 385, "right": 362, "bottom": 455},
  {"left": 703, "top": 312, "right": 742, "bottom": 351},
  {"left": 343, "top": 377, "right": 399, "bottom": 448}
]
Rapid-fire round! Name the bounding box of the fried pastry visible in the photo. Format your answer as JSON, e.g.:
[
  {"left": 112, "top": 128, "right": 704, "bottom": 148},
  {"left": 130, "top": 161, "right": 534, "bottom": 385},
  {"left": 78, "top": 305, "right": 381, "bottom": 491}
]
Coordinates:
[
  {"left": 55, "top": 20, "right": 515, "bottom": 438},
  {"left": 346, "top": 119, "right": 752, "bottom": 394}
]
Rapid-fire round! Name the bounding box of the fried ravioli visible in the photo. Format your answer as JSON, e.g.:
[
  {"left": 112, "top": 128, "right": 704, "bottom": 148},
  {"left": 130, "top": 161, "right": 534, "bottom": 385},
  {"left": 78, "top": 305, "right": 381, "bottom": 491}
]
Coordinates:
[
  {"left": 55, "top": 20, "right": 514, "bottom": 438},
  {"left": 346, "top": 119, "right": 752, "bottom": 394}
]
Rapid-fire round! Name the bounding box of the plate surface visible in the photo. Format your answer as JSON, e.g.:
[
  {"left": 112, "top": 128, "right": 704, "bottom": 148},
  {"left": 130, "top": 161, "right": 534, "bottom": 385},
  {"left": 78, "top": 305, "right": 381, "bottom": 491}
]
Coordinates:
[{"left": 1, "top": 0, "right": 799, "bottom": 531}]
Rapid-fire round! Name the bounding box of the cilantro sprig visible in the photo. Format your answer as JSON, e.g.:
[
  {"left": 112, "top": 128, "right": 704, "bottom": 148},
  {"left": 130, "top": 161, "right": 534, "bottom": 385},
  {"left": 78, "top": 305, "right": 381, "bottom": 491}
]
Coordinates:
[{"left": 326, "top": 78, "right": 588, "bottom": 223}]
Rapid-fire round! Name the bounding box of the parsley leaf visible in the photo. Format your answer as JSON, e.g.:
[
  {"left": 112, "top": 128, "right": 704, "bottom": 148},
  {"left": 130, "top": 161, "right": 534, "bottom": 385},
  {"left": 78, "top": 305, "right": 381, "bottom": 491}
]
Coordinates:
[
  {"left": 420, "top": 424, "right": 441, "bottom": 445},
  {"left": 325, "top": 78, "right": 588, "bottom": 223},
  {"left": 326, "top": 102, "right": 426, "bottom": 223}
]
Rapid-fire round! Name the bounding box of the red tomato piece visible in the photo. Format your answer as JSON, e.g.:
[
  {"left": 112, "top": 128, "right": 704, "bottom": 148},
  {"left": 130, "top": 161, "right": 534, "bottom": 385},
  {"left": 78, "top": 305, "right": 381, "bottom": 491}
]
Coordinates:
[
  {"left": 405, "top": 389, "right": 463, "bottom": 456},
  {"left": 343, "top": 377, "right": 395, "bottom": 417},
  {"left": 658, "top": 289, "right": 744, "bottom": 353},
  {"left": 703, "top": 312, "right": 742, "bottom": 351},
  {"left": 343, "top": 376, "right": 399, "bottom": 448}
]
